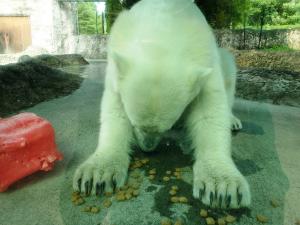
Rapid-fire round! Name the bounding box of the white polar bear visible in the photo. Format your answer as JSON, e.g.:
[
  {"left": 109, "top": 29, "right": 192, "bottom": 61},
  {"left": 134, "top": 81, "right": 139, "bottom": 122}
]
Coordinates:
[{"left": 73, "top": 0, "right": 250, "bottom": 209}]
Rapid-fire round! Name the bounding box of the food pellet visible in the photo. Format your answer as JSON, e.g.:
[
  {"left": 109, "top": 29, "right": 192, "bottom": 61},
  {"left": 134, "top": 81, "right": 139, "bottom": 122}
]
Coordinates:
[
  {"left": 104, "top": 192, "right": 113, "bottom": 197},
  {"left": 217, "top": 218, "right": 226, "bottom": 225},
  {"left": 90, "top": 206, "right": 100, "bottom": 214},
  {"left": 141, "top": 158, "right": 149, "bottom": 164},
  {"left": 171, "top": 196, "right": 180, "bottom": 203},
  {"left": 206, "top": 217, "right": 216, "bottom": 225},
  {"left": 71, "top": 195, "right": 80, "bottom": 202},
  {"left": 179, "top": 196, "right": 188, "bottom": 203},
  {"left": 82, "top": 206, "right": 91, "bottom": 212},
  {"left": 270, "top": 199, "right": 280, "bottom": 208},
  {"left": 131, "top": 182, "right": 140, "bottom": 189},
  {"left": 174, "top": 219, "right": 184, "bottom": 225},
  {"left": 161, "top": 218, "right": 172, "bottom": 225},
  {"left": 171, "top": 185, "right": 179, "bottom": 191},
  {"left": 103, "top": 199, "right": 112, "bottom": 208},
  {"left": 127, "top": 188, "right": 134, "bottom": 195},
  {"left": 125, "top": 193, "right": 132, "bottom": 200},
  {"left": 116, "top": 194, "right": 126, "bottom": 201},
  {"left": 149, "top": 175, "right": 155, "bottom": 180},
  {"left": 163, "top": 176, "right": 170, "bottom": 182},
  {"left": 225, "top": 215, "right": 236, "bottom": 223},
  {"left": 166, "top": 170, "right": 172, "bottom": 175},
  {"left": 133, "top": 190, "right": 140, "bottom": 196},
  {"left": 200, "top": 209, "right": 208, "bottom": 218},
  {"left": 256, "top": 215, "right": 268, "bottom": 223},
  {"left": 149, "top": 169, "right": 156, "bottom": 175},
  {"left": 74, "top": 198, "right": 85, "bottom": 205},
  {"left": 169, "top": 190, "right": 177, "bottom": 195}
]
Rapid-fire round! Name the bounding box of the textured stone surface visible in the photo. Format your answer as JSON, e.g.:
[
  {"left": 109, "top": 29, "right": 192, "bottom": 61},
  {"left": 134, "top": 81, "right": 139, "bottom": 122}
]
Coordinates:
[
  {"left": 236, "top": 68, "right": 300, "bottom": 107},
  {"left": 215, "top": 29, "right": 300, "bottom": 50}
]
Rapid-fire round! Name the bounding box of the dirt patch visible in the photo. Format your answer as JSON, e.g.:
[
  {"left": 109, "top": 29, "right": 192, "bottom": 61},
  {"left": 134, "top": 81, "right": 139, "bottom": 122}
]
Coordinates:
[{"left": 0, "top": 59, "right": 83, "bottom": 117}]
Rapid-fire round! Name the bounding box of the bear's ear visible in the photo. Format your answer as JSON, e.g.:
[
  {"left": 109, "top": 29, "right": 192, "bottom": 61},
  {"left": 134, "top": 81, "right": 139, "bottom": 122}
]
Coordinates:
[
  {"left": 112, "top": 52, "right": 129, "bottom": 79},
  {"left": 188, "top": 67, "right": 212, "bottom": 87}
]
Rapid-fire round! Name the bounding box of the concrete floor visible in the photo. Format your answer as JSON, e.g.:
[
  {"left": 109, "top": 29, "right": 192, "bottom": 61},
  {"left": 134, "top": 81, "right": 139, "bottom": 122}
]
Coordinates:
[{"left": 0, "top": 61, "right": 299, "bottom": 225}]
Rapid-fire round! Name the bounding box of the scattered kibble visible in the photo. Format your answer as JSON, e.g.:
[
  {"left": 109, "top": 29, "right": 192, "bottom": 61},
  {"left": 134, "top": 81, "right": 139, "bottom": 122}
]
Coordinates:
[
  {"left": 217, "top": 218, "right": 226, "bottom": 225},
  {"left": 149, "top": 169, "right": 156, "bottom": 175},
  {"left": 163, "top": 176, "right": 170, "bottom": 182},
  {"left": 206, "top": 217, "right": 216, "bottom": 225},
  {"left": 133, "top": 190, "right": 140, "bottom": 196},
  {"left": 200, "top": 209, "right": 208, "bottom": 218},
  {"left": 104, "top": 192, "right": 113, "bottom": 197},
  {"left": 169, "top": 190, "right": 177, "bottom": 195},
  {"left": 82, "top": 206, "right": 91, "bottom": 212},
  {"left": 103, "top": 199, "right": 112, "bottom": 208},
  {"left": 116, "top": 194, "right": 126, "bottom": 201},
  {"left": 171, "top": 185, "right": 179, "bottom": 191},
  {"left": 161, "top": 217, "right": 172, "bottom": 225},
  {"left": 179, "top": 196, "right": 188, "bottom": 203},
  {"left": 256, "top": 215, "right": 268, "bottom": 223},
  {"left": 74, "top": 198, "right": 85, "bottom": 205},
  {"left": 141, "top": 158, "right": 149, "bottom": 164},
  {"left": 171, "top": 196, "right": 180, "bottom": 203},
  {"left": 270, "top": 199, "right": 280, "bottom": 208},
  {"left": 225, "top": 215, "right": 236, "bottom": 223},
  {"left": 125, "top": 193, "right": 132, "bottom": 200},
  {"left": 174, "top": 219, "right": 184, "bottom": 225},
  {"left": 149, "top": 175, "right": 155, "bottom": 180},
  {"left": 90, "top": 206, "right": 100, "bottom": 214}
]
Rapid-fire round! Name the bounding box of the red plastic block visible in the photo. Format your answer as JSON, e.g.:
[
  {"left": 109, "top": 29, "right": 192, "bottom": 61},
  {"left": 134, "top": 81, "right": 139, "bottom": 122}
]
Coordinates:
[{"left": 0, "top": 113, "right": 63, "bottom": 192}]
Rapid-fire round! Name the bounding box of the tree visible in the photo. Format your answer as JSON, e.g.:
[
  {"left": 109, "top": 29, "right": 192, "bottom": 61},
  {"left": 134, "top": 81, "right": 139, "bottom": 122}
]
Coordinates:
[
  {"left": 105, "top": 0, "right": 123, "bottom": 32},
  {"left": 77, "top": 2, "right": 97, "bottom": 34}
]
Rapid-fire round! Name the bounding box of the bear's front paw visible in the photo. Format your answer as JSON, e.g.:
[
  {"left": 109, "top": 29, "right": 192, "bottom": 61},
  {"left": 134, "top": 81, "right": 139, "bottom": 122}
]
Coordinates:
[
  {"left": 73, "top": 152, "right": 129, "bottom": 196},
  {"left": 193, "top": 159, "right": 251, "bottom": 209}
]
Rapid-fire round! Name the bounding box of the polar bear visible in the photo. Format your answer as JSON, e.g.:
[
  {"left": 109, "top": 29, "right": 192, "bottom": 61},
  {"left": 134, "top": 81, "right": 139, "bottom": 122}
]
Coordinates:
[{"left": 73, "top": 0, "right": 250, "bottom": 209}]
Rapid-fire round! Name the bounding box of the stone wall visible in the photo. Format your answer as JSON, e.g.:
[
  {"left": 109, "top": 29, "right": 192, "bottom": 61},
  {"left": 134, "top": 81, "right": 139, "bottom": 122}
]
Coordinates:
[{"left": 215, "top": 29, "right": 300, "bottom": 50}]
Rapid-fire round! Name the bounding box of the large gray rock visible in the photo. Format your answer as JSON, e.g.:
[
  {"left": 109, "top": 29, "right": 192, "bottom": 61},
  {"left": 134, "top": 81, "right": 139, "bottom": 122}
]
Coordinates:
[{"left": 236, "top": 68, "right": 300, "bottom": 107}]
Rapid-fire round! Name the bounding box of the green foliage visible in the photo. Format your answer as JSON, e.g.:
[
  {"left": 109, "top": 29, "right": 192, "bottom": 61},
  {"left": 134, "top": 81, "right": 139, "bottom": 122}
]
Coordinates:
[
  {"left": 262, "top": 45, "right": 295, "bottom": 51},
  {"left": 105, "top": 0, "right": 123, "bottom": 33},
  {"left": 77, "top": 2, "right": 104, "bottom": 35}
]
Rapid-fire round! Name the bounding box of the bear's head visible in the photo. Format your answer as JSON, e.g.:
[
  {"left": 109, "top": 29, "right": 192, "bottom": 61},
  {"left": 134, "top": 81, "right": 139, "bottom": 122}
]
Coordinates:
[{"left": 111, "top": 51, "right": 211, "bottom": 152}]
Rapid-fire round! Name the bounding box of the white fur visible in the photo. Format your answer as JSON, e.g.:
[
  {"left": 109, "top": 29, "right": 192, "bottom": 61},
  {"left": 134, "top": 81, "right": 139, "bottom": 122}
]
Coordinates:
[{"left": 73, "top": 0, "right": 250, "bottom": 208}]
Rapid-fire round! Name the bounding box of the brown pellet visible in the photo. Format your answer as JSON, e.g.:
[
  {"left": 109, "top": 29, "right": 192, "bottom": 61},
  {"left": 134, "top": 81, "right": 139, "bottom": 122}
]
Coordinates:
[
  {"left": 104, "top": 192, "right": 113, "bottom": 197},
  {"left": 171, "top": 185, "right": 179, "bottom": 191},
  {"left": 74, "top": 198, "right": 85, "bottom": 205},
  {"left": 256, "top": 215, "right": 268, "bottom": 223},
  {"left": 179, "top": 196, "right": 188, "bottom": 203},
  {"left": 174, "top": 219, "right": 184, "bottom": 225},
  {"left": 169, "top": 190, "right": 177, "bottom": 195},
  {"left": 90, "top": 206, "right": 100, "bottom": 214},
  {"left": 270, "top": 199, "right": 280, "bottom": 208},
  {"left": 149, "top": 169, "right": 156, "bottom": 175},
  {"left": 161, "top": 218, "right": 172, "bottom": 225},
  {"left": 82, "top": 206, "right": 91, "bottom": 212},
  {"left": 206, "top": 217, "right": 216, "bottom": 225},
  {"left": 149, "top": 175, "right": 155, "bottom": 180},
  {"left": 133, "top": 190, "right": 140, "bottom": 196},
  {"left": 200, "top": 209, "right": 208, "bottom": 218},
  {"left": 116, "top": 194, "right": 126, "bottom": 201},
  {"left": 171, "top": 196, "right": 180, "bottom": 203},
  {"left": 103, "top": 199, "right": 112, "bottom": 208},
  {"left": 163, "top": 176, "right": 170, "bottom": 182},
  {"left": 225, "top": 215, "right": 236, "bottom": 223},
  {"left": 217, "top": 218, "right": 226, "bottom": 225}
]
